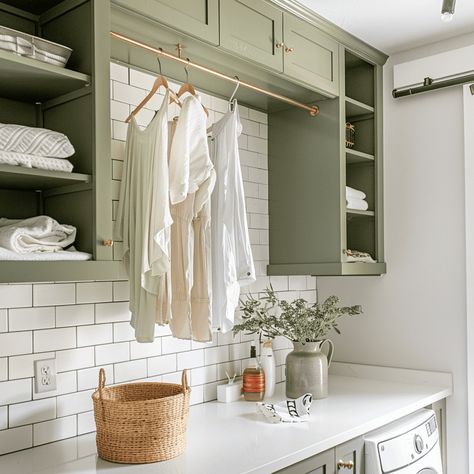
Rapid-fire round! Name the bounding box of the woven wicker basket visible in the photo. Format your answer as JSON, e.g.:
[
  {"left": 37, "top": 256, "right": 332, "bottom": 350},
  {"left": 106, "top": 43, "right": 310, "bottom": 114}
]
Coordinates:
[{"left": 92, "top": 368, "right": 191, "bottom": 464}]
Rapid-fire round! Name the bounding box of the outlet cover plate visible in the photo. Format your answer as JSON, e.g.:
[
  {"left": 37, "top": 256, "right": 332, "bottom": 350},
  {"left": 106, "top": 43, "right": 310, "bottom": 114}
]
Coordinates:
[{"left": 34, "top": 358, "right": 57, "bottom": 393}]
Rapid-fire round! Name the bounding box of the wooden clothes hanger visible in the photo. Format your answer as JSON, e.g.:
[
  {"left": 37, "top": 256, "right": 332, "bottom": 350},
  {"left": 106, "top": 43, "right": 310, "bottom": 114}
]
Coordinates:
[
  {"left": 125, "top": 54, "right": 181, "bottom": 123},
  {"left": 177, "top": 59, "right": 209, "bottom": 117}
]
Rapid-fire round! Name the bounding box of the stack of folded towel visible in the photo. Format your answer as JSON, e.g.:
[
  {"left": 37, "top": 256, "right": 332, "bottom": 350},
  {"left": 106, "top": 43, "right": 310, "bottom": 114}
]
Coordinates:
[
  {"left": 346, "top": 186, "right": 369, "bottom": 211},
  {"left": 0, "top": 123, "right": 75, "bottom": 173},
  {"left": 0, "top": 216, "right": 91, "bottom": 261}
]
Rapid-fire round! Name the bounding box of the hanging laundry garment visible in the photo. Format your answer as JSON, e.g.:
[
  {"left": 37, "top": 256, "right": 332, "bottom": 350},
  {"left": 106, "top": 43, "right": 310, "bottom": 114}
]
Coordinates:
[
  {"left": 209, "top": 101, "right": 256, "bottom": 333},
  {"left": 156, "top": 95, "right": 215, "bottom": 341},
  {"left": 114, "top": 92, "right": 172, "bottom": 343}
]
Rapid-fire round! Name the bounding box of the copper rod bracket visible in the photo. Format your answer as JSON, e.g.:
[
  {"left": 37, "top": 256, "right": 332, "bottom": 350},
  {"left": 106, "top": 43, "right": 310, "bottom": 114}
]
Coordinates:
[{"left": 176, "top": 43, "right": 183, "bottom": 59}]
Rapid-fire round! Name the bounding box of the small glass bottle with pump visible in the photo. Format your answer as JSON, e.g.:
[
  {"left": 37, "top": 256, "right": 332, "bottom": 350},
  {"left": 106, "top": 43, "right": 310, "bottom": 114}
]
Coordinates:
[{"left": 243, "top": 341, "right": 265, "bottom": 401}]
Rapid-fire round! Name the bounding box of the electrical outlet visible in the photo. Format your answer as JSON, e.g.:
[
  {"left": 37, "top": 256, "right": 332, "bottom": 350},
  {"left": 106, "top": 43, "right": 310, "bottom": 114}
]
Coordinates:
[{"left": 34, "top": 358, "right": 57, "bottom": 394}]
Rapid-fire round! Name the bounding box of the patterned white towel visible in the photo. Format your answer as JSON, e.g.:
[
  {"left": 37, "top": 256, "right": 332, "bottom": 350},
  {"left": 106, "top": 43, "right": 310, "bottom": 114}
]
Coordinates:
[
  {"left": 257, "top": 393, "right": 313, "bottom": 423},
  {"left": 0, "top": 151, "right": 73, "bottom": 172},
  {"left": 0, "top": 216, "right": 76, "bottom": 254}
]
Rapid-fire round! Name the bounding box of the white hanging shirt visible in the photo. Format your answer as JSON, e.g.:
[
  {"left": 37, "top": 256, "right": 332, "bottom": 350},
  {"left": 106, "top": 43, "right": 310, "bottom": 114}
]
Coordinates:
[
  {"left": 169, "top": 94, "right": 214, "bottom": 205},
  {"left": 209, "top": 102, "right": 256, "bottom": 333},
  {"left": 114, "top": 92, "right": 172, "bottom": 343}
]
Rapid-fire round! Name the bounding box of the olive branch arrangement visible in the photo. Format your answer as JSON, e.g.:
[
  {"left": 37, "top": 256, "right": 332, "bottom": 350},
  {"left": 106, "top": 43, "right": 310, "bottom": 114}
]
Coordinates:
[{"left": 233, "top": 287, "right": 362, "bottom": 343}]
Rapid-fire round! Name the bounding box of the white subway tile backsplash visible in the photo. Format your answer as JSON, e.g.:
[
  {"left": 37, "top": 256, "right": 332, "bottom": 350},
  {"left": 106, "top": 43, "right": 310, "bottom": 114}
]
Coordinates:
[
  {"left": 95, "top": 302, "right": 130, "bottom": 323},
  {"left": 33, "top": 415, "right": 77, "bottom": 446},
  {"left": 114, "top": 359, "right": 147, "bottom": 383},
  {"left": 112, "top": 120, "right": 128, "bottom": 141},
  {"left": 34, "top": 328, "right": 76, "bottom": 353},
  {"left": 56, "top": 347, "right": 94, "bottom": 372},
  {"left": 0, "top": 379, "right": 31, "bottom": 405},
  {"left": 9, "top": 352, "right": 54, "bottom": 380},
  {"left": 77, "top": 324, "right": 112, "bottom": 347},
  {"left": 111, "top": 139, "right": 125, "bottom": 161},
  {"left": 0, "top": 358, "right": 7, "bottom": 381},
  {"left": 110, "top": 62, "right": 128, "bottom": 83},
  {"left": 189, "top": 384, "right": 204, "bottom": 405},
  {"left": 77, "top": 282, "right": 113, "bottom": 304},
  {"left": 9, "top": 398, "right": 56, "bottom": 427},
  {"left": 289, "top": 276, "right": 308, "bottom": 291},
  {"left": 9, "top": 307, "right": 55, "bottom": 332},
  {"left": 0, "top": 406, "right": 6, "bottom": 430},
  {"left": 129, "top": 68, "right": 155, "bottom": 90},
  {"left": 204, "top": 382, "right": 218, "bottom": 402},
  {"left": 191, "top": 365, "right": 217, "bottom": 386},
  {"left": 113, "top": 322, "right": 135, "bottom": 342},
  {"left": 217, "top": 361, "right": 242, "bottom": 380},
  {"left": 110, "top": 100, "right": 130, "bottom": 121},
  {"left": 0, "top": 332, "right": 32, "bottom": 357},
  {"left": 148, "top": 354, "right": 176, "bottom": 376},
  {"left": 78, "top": 365, "right": 113, "bottom": 391},
  {"left": 177, "top": 350, "right": 204, "bottom": 370},
  {"left": 130, "top": 339, "right": 161, "bottom": 359},
  {"left": 33, "top": 284, "right": 75, "bottom": 307},
  {"left": 0, "top": 284, "right": 32, "bottom": 309},
  {"left": 95, "top": 342, "right": 129, "bottom": 365},
  {"left": 247, "top": 136, "right": 267, "bottom": 154},
  {"left": 78, "top": 411, "right": 95, "bottom": 435},
  {"left": 0, "top": 309, "right": 7, "bottom": 332},
  {"left": 204, "top": 346, "right": 229, "bottom": 365},
  {"left": 57, "top": 390, "right": 94, "bottom": 417},
  {"left": 0, "top": 426, "right": 32, "bottom": 454},
  {"left": 229, "top": 342, "right": 251, "bottom": 361},
  {"left": 56, "top": 304, "right": 94, "bottom": 328},
  {"left": 162, "top": 336, "right": 191, "bottom": 354},
  {"left": 248, "top": 108, "right": 267, "bottom": 124},
  {"left": 113, "top": 281, "right": 129, "bottom": 301}
]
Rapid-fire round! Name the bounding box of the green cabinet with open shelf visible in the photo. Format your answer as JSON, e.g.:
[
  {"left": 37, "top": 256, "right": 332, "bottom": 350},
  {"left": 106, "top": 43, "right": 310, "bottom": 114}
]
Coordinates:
[{"left": 0, "top": 0, "right": 121, "bottom": 282}]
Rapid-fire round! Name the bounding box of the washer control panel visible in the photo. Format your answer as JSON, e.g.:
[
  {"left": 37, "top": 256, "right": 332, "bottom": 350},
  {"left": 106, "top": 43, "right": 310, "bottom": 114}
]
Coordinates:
[{"left": 377, "top": 415, "right": 438, "bottom": 472}]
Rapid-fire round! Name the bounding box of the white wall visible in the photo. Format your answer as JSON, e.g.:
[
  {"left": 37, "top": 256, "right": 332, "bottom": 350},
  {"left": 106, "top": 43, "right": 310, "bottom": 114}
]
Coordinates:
[{"left": 318, "top": 34, "right": 473, "bottom": 472}]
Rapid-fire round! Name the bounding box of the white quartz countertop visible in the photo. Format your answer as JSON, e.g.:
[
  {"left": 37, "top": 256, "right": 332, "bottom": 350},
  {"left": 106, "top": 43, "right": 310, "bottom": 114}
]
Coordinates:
[{"left": 0, "top": 363, "right": 452, "bottom": 474}]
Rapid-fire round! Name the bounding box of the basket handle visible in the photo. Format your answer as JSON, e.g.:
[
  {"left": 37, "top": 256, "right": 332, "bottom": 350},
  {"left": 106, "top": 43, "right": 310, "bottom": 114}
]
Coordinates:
[
  {"left": 98, "top": 368, "right": 106, "bottom": 390},
  {"left": 181, "top": 369, "right": 189, "bottom": 391}
]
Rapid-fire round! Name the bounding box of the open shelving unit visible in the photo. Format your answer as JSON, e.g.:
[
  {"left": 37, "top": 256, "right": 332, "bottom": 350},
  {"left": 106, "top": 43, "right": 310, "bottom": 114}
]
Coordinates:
[{"left": 0, "top": 0, "right": 118, "bottom": 282}]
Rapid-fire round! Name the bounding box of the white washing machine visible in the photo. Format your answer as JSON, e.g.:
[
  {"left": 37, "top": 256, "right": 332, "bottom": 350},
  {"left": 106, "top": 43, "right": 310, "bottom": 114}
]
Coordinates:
[{"left": 365, "top": 409, "right": 443, "bottom": 474}]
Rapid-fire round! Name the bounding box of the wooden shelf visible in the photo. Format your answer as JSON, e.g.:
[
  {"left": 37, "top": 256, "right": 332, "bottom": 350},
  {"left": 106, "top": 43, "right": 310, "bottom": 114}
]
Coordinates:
[
  {"left": 346, "top": 148, "right": 375, "bottom": 164},
  {"left": 345, "top": 96, "right": 374, "bottom": 119},
  {"left": 346, "top": 209, "right": 375, "bottom": 217},
  {"left": 0, "top": 165, "right": 91, "bottom": 190},
  {"left": 0, "top": 50, "right": 91, "bottom": 102}
]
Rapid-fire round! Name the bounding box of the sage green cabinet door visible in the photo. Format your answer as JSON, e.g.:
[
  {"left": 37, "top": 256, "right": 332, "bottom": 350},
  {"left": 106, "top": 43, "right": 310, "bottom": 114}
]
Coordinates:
[
  {"left": 275, "top": 448, "right": 335, "bottom": 473},
  {"left": 335, "top": 436, "right": 364, "bottom": 474},
  {"left": 113, "top": 0, "right": 219, "bottom": 45},
  {"left": 283, "top": 13, "right": 339, "bottom": 96},
  {"left": 220, "top": 0, "right": 283, "bottom": 71}
]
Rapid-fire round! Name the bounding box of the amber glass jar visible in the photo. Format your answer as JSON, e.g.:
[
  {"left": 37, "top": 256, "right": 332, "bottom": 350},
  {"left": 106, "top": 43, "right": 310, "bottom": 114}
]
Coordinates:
[{"left": 243, "top": 342, "right": 265, "bottom": 401}]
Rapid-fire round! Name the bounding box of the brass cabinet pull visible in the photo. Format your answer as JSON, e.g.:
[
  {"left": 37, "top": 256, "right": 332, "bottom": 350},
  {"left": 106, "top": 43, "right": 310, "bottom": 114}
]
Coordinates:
[
  {"left": 285, "top": 46, "right": 295, "bottom": 53},
  {"left": 275, "top": 41, "right": 284, "bottom": 48},
  {"left": 103, "top": 239, "right": 114, "bottom": 247},
  {"left": 337, "top": 460, "right": 354, "bottom": 470}
]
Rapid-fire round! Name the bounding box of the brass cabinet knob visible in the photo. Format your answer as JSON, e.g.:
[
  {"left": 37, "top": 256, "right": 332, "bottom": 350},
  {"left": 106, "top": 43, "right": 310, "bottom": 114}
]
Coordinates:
[
  {"left": 103, "top": 239, "right": 114, "bottom": 247},
  {"left": 337, "top": 460, "right": 354, "bottom": 470},
  {"left": 275, "top": 41, "right": 284, "bottom": 48},
  {"left": 285, "top": 46, "right": 295, "bottom": 53}
]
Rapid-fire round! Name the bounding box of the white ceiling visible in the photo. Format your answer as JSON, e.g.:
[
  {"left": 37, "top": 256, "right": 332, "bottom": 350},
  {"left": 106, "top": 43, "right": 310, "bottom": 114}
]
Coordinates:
[{"left": 298, "top": 0, "right": 474, "bottom": 54}]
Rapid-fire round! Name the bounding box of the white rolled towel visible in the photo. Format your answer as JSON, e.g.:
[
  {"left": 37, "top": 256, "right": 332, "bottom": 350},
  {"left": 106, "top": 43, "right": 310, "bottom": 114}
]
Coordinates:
[
  {"left": 346, "top": 198, "right": 369, "bottom": 211},
  {"left": 0, "top": 216, "right": 76, "bottom": 254},
  {"left": 346, "top": 186, "right": 366, "bottom": 200}
]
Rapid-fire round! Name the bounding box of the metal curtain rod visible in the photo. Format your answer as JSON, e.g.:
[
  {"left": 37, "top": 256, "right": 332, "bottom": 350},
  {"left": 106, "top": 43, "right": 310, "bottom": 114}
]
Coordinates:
[
  {"left": 393, "top": 72, "right": 474, "bottom": 98},
  {"left": 110, "top": 31, "right": 319, "bottom": 116}
]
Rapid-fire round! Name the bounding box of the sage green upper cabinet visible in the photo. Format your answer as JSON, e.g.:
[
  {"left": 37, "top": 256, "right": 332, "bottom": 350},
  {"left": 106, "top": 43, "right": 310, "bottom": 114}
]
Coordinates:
[
  {"left": 113, "top": 0, "right": 219, "bottom": 45},
  {"left": 283, "top": 13, "right": 339, "bottom": 96},
  {"left": 220, "top": 0, "right": 284, "bottom": 72}
]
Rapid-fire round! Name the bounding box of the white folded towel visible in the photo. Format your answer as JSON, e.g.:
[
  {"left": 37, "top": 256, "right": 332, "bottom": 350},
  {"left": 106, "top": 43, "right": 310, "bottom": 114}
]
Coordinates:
[
  {"left": 346, "top": 198, "right": 369, "bottom": 211},
  {"left": 257, "top": 393, "right": 313, "bottom": 423},
  {"left": 0, "top": 216, "right": 76, "bottom": 254},
  {"left": 0, "top": 246, "right": 91, "bottom": 261},
  {"left": 346, "top": 186, "right": 366, "bottom": 200},
  {"left": 345, "top": 249, "right": 376, "bottom": 263}
]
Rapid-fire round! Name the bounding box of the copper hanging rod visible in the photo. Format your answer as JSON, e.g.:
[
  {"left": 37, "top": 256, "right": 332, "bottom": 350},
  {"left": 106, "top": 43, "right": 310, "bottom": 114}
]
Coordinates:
[{"left": 110, "top": 31, "right": 319, "bottom": 117}]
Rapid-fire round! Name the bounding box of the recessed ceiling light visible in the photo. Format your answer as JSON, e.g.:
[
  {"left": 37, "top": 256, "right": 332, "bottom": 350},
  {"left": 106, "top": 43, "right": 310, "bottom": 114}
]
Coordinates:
[{"left": 441, "top": 0, "right": 456, "bottom": 22}]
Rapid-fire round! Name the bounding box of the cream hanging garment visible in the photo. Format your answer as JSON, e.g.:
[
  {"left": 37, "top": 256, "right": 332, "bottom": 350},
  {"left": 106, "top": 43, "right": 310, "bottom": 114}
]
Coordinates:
[
  {"left": 209, "top": 101, "right": 256, "bottom": 333},
  {"left": 156, "top": 95, "right": 215, "bottom": 341},
  {"left": 114, "top": 92, "right": 172, "bottom": 343}
]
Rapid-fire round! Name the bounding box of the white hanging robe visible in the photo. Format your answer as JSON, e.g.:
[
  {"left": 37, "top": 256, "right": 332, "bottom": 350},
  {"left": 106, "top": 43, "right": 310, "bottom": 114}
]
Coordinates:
[
  {"left": 209, "top": 102, "right": 256, "bottom": 333},
  {"left": 156, "top": 95, "right": 215, "bottom": 341},
  {"left": 114, "top": 92, "right": 172, "bottom": 343}
]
